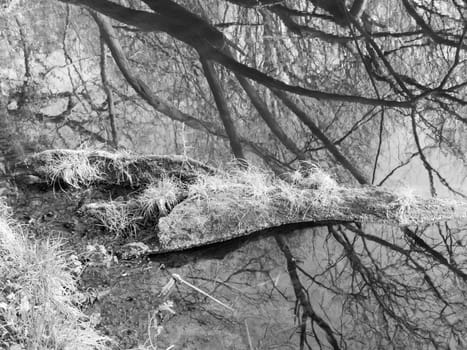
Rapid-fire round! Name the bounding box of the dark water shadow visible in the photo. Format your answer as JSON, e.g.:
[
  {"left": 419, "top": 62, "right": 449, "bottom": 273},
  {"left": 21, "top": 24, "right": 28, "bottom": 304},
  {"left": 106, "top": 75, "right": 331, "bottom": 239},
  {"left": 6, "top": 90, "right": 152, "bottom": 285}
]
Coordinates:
[{"left": 148, "top": 220, "right": 351, "bottom": 267}]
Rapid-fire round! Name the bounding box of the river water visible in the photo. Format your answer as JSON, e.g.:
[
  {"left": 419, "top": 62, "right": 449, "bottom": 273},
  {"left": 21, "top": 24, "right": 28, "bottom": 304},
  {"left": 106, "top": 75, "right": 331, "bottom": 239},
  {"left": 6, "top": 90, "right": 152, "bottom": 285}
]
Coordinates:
[{"left": 149, "top": 126, "right": 467, "bottom": 349}]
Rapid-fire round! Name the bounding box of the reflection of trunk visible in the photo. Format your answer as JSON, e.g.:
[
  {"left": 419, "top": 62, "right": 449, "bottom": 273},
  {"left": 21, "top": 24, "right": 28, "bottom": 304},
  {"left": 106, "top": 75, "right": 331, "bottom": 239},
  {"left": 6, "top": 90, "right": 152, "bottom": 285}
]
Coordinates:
[
  {"left": 15, "top": 14, "right": 32, "bottom": 110},
  {"left": 233, "top": 11, "right": 306, "bottom": 162},
  {"left": 225, "top": 46, "right": 305, "bottom": 160},
  {"left": 235, "top": 75, "right": 306, "bottom": 161},
  {"left": 200, "top": 57, "right": 245, "bottom": 162},
  {"left": 99, "top": 35, "right": 119, "bottom": 148},
  {"left": 273, "top": 89, "right": 369, "bottom": 184},
  {"left": 275, "top": 234, "right": 341, "bottom": 350},
  {"left": 349, "top": 0, "right": 369, "bottom": 19},
  {"left": 0, "top": 107, "right": 24, "bottom": 176}
]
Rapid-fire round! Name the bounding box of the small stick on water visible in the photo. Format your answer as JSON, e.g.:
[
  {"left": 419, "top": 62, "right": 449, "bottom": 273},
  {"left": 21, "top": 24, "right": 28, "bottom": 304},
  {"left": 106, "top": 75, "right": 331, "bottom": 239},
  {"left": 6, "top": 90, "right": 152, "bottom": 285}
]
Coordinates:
[
  {"left": 171, "top": 273, "right": 235, "bottom": 312},
  {"left": 245, "top": 319, "right": 254, "bottom": 350}
]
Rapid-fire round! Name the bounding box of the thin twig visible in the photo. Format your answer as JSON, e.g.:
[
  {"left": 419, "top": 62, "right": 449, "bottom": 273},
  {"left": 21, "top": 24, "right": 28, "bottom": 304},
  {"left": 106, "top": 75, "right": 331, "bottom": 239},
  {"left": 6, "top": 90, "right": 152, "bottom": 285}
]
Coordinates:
[
  {"left": 245, "top": 319, "right": 254, "bottom": 350},
  {"left": 171, "top": 273, "right": 235, "bottom": 312}
]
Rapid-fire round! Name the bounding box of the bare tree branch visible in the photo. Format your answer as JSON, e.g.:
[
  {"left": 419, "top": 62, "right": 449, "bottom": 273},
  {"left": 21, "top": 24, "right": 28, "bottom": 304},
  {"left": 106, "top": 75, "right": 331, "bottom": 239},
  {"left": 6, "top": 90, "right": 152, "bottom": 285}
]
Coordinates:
[
  {"left": 99, "top": 34, "right": 118, "bottom": 148},
  {"left": 59, "top": 0, "right": 412, "bottom": 108},
  {"left": 275, "top": 234, "right": 342, "bottom": 350},
  {"left": 200, "top": 56, "right": 246, "bottom": 161}
]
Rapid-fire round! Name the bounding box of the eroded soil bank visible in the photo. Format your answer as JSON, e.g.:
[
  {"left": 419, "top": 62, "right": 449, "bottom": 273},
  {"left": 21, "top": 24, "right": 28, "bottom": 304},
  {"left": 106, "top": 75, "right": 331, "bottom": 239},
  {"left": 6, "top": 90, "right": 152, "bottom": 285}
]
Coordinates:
[
  {"left": 6, "top": 149, "right": 467, "bottom": 349},
  {"left": 10, "top": 182, "right": 304, "bottom": 349},
  {"left": 7, "top": 150, "right": 299, "bottom": 349}
]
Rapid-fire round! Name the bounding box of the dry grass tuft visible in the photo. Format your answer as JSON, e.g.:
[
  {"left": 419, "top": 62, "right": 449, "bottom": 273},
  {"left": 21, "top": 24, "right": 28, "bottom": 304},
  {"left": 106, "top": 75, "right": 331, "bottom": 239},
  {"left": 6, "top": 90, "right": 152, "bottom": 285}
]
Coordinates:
[
  {"left": 84, "top": 201, "right": 140, "bottom": 236},
  {"left": 392, "top": 187, "right": 419, "bottom": 224},
  {"left": 185, "top": 165, "right": 342, "bottom": 231},
  {"left": 188, "top": 166, "right": 274, "bottom": 220},
  {"left": 138, "top": 178, "right": 181, "bottom": 217},
  {"left": 96, "top": 149, "right": 135, "bottom": 186},
  {"left": 0, "top": 200, "right": 110, "bottom": 349},
  {"left": 34, "top": 149, "right": 102, "bottom": 188},
  {"left": 29, "top": 149, "right": 138, "bottom": 188}
]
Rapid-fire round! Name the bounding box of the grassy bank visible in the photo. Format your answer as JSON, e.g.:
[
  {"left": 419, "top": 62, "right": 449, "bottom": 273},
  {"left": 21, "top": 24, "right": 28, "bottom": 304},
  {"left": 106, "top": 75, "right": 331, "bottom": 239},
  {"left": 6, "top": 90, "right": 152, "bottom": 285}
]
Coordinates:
[{"left": 0, "top": 200, "right": 110, "bottom": 350}]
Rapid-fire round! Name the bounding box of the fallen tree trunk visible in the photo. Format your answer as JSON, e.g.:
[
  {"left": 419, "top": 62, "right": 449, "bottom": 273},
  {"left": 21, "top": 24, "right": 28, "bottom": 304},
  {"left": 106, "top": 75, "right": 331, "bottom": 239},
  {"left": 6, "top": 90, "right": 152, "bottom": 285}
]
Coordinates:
[
  {"left": 157, "top": 179, "right": 467, "bottom": 252},
  {"left": 13, "top": 149, "right": 467, "bottom": 254}
]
